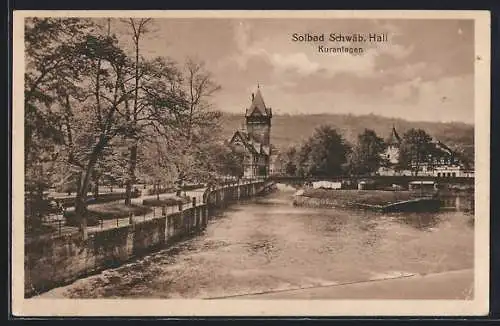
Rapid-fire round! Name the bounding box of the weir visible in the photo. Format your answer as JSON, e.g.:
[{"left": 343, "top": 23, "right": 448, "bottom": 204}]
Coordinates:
[{"left": 24, "top": 179, "right": 275, "bottom": 298}]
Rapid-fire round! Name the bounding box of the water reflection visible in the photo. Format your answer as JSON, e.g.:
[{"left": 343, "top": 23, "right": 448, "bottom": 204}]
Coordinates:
[
  {"left": 392, "top": 213, "right": 441, "bottom": 231},
  {"left": 439, "top": 193, "right": 474, "bottom": 213}
]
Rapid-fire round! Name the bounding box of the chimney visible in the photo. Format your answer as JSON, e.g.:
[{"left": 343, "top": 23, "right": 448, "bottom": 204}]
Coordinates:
[{"left": 251, "top": 93, "right": 255, "bottom": 101}]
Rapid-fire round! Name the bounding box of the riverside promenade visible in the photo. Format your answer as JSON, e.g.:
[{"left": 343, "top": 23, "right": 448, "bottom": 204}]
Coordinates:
[
  {"left": 33, "top": 188, "right": 207, "bottom": 240},
  {"left": 25, "top": 179, "right": 272, "bottom": 297}
]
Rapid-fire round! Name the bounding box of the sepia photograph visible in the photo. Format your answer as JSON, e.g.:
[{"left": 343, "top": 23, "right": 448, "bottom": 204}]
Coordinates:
[{"left": 12, "top": 10, "right": 490, "bottom": 316}]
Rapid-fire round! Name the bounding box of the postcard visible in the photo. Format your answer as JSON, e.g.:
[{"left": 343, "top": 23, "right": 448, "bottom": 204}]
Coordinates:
[{"left": 12, "top": 10, "right": 490, "bottom": 316}]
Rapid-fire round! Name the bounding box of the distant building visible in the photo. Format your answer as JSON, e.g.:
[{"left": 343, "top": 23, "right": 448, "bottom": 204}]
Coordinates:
[
  {"left": 312, "top": 181, "right": 343, "bottom": 190},
  {"left": 384, "top": 125, "right": 401, "bottom": 165},
  {"left": 377, "top": 126, "right": 474, "bottom": 178},
  {"left": 229, "top": 86, "right": 278, "bottom": 178}
]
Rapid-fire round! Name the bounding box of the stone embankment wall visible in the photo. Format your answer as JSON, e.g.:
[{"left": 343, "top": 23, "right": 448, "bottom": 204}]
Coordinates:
[{"left": 25, "top": 180, "right": 271, "bottom": 297}]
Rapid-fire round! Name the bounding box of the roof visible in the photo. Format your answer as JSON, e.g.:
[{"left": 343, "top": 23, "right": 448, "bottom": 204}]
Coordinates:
[
  {"left": 387, "top": 126, "right": 401, "bottom": 145},
  {"left": 229, "top": 130, "right": 270, "bottom": 157},
  {"left": 246, "top": 87, "right": 272, "bottom": 118}
]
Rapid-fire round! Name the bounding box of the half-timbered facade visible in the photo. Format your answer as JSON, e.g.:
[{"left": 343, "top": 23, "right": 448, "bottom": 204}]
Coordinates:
[{"left": 378, "top": 126, "right": 473, "bottom": 177}]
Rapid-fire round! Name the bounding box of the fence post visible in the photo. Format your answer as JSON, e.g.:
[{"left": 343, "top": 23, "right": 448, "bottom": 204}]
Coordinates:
[
  {"left": 153, "top": 207, "right": 156, "bottom": 217},
  {"left": 116, "top": 217, "right": 119, "bottom": 227},
  {"left": 192, "top": 197, "right": 196, "bottom": 207},
  {"left": 58, "top": 220, "right": 62, "bottom": 236},
  {"left": 129, "top": 212, "right": 134, "bottom": 224},
  {"left": 100, "top": 218, "right": 103, "bottom": 229}
]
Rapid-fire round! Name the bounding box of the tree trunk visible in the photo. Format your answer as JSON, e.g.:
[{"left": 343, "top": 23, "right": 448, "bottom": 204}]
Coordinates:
[
  {"left": 93, "top": 175, "right": 99, "bottom": 199},
  {"left": 176, "top": 172, "right": 185, "bottom": 197},
  {"left": 74, "top": 138, "right": 105, "bottom": 238},
  {"left": 75, "top": 198, "right": 87, "bottom": 239},
  {"left": 125, "top": 143, "right": 138, "bottom": 205},
  {"left": 74, "top": 172, "right": 88, "bottom": 240}
]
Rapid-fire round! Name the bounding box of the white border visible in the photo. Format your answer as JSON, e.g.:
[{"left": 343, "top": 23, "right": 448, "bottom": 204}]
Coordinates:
[{"left": 12, "top": 10, "right": 490, "bottom": 317}]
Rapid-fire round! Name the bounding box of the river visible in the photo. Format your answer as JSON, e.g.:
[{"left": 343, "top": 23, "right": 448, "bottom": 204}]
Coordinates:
[{"left": 38, "top": 185, "right": 474, "bottom": 299}]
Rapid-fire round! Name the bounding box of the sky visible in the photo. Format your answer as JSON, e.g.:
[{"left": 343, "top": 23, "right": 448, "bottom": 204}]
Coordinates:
[{"left": 106, "top": 18, "right": 474, "bottom": 124}]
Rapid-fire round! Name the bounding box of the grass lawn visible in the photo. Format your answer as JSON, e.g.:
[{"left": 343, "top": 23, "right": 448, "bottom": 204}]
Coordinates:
[{"left": 302, "top": 189, "right": 426, "bottom": 206}]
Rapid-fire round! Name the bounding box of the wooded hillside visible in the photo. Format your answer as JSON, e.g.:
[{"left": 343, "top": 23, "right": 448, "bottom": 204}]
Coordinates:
[{"left": 220, "top": 112, "right": 474, "bottom": 155}]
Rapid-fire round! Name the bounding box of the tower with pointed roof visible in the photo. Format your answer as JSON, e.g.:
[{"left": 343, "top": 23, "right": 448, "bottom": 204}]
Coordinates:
[
  {"left": 385, "top": 125, "right": 401, "bottom": 165},
  {"left": 245, "top": 85, "right": 272, "bottom": 147},
  {"left": 228, "top": 85, "right": 276, "bottom": 178}
]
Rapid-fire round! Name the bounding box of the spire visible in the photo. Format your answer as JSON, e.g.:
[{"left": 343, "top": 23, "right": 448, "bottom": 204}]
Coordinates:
[
  {"left": 388, "top": 124, "right": 401, "bottom": 144},
  {"left": 246, "top": 85, "right": 269, "bottom": 117}
]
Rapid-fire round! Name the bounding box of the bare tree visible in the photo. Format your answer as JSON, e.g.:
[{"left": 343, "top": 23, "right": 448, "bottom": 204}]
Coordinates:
[
  {"left": 174, "top": 59, "right": 222, "bottom": 192},
  {"left": 120, "top": 18, "right": 153, "bottom": 205}
]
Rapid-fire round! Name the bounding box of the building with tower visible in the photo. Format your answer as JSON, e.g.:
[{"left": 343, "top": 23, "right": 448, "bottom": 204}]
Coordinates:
[
  {"left": 384, "top": 125, "right": 401, "bottom": 165},
  {"left": 229, "top": 85, "right": 277, "bottom": 178},
  {"left": 377, "top": 125, "right": 474, "bottom": 178}
]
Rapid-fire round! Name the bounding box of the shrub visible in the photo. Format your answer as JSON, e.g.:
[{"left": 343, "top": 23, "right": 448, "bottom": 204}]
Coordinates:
[{"left": 181, "top": 184, "right": 205, "bottom": 191}]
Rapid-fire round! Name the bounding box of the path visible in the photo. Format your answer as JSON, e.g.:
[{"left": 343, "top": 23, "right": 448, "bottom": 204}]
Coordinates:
[{"left": 31, "top": 188, "right": 206, "bottom": 240}]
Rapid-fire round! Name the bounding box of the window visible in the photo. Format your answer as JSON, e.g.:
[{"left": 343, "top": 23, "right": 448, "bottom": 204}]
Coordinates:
[
  {"left": 437, "top": 173, "right": 441, "bottom": 177},
  {"left": 452, "top": 172, "right": 456, "bottom": 177}
]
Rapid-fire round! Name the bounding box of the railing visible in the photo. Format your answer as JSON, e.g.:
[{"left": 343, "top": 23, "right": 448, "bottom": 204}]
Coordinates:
[{"left": 29, "top": 180, "right": 267, "bottom": 239}]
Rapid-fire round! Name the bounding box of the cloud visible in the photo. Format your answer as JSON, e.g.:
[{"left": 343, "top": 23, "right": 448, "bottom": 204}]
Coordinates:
[
  {"left": 229, "top": 20, "right": 416, "bottom": 83},
  {"left": 379, "top": 74, "right": 474, "bottom": 123},
  {"left": 270, "top": 52, "right": 320, "bottom": 75},
  {"left": 383, "top": 77, "right": 422, "bottom": 103},
  {"left": 218, "top": 19, "right": 473, "bottom": 123},
  {"left": 232, "top": 21, "right": 268, "bottom": 69}
]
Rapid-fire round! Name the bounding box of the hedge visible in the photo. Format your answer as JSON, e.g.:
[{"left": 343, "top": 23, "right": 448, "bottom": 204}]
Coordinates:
[
  {"left": 145, "top": 187, "right": 175, "bottom": 196},
  {"left": 64, "top": 203, "right": 152, "bottom": 226},
  {"left": 181, "top": 184, "right": 205, "bottom": 191},
  {"left": 54, "top": 190, "right": 141, "bottom": 208},
  {"left": 142, "top": 196, "right": 190, "bottom": 207}
]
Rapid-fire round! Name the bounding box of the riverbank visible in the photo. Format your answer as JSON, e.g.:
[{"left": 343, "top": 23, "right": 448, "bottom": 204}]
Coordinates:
[
  {"left": 24, "top": 180, "right": 270, "bottom": 298},
  {"left": 293, "top": 189, "right": 433, "bottom": 210}
]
